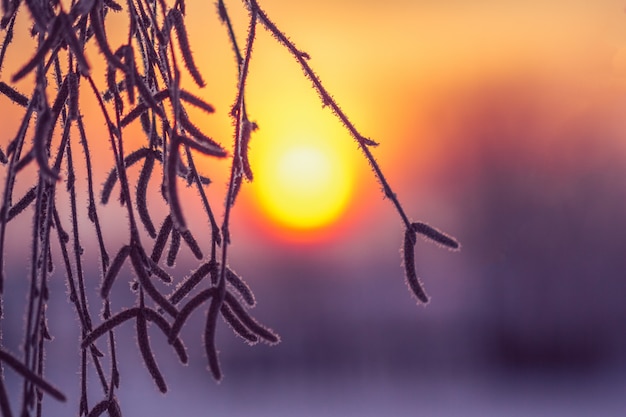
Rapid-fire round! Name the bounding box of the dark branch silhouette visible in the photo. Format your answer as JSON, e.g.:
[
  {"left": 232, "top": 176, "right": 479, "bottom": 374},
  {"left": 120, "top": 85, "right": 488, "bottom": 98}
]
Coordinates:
[{"left": 0, "top": 0, "right": 458, "bottom": 414}]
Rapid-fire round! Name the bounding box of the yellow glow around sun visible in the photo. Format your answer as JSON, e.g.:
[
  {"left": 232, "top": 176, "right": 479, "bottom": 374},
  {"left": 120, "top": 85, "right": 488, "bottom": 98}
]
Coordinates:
[{"left": 253, "top": 134, "right": 354, "bottom": 232}]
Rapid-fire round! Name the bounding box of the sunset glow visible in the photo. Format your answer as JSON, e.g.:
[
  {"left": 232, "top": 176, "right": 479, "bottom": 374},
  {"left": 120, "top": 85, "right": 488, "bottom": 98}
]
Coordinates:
[{"left": 252, "top": 134, "right": 354, "bottom": 233}]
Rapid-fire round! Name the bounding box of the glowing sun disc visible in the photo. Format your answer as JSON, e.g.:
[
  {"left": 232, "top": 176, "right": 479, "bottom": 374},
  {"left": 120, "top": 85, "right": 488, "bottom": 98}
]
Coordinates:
[{"left": 254, "top": 139, "right": 354, "bottom": 232}]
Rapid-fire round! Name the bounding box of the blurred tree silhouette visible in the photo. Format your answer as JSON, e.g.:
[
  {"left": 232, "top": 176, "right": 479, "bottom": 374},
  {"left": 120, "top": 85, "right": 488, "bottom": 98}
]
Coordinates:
[{"left": 0, "top": 0, "right": 457, "bottom": 415}]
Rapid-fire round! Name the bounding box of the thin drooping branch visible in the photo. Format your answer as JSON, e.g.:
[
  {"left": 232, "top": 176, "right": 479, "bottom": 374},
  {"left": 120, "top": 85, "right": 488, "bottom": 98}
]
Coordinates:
[
  {"left": 76, "top": 109, "right": 111, "bottom": 271},
  {"left": 21, "top": 173, "right": 46, "bottom": 415},
  {"left": 211, "top": 7, "right": 258, "bottom": 379},
  {"left": 247, "top": 0, "right": 408, "bottom": 227},
  {"left": 221, "top": 6, "right": 257, "bottom": 250},
  {"left": 0, "top": 94, "right": 37, "bottom": 293}
]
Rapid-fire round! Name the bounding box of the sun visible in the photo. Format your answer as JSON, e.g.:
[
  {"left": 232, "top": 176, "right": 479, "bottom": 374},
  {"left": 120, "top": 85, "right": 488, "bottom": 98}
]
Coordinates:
[{"left": 252, "top": 134, "right": 355, "bottom": 235}]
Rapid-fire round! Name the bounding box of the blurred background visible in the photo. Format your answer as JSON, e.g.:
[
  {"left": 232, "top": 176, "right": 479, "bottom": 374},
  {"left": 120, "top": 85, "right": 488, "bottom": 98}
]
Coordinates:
[{"left": 2, "top": 0, "right": 626, "bottom": 415}]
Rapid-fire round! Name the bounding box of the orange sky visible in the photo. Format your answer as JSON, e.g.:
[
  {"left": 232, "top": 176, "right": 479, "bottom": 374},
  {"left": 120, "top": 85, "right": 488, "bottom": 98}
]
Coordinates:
[
  {"left": 215, "top": 0, "right": 626, "bottom": 246},
  {"left": 2, "top": 0, "right": 626, "bottom": 249}
]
